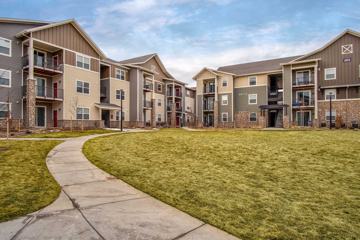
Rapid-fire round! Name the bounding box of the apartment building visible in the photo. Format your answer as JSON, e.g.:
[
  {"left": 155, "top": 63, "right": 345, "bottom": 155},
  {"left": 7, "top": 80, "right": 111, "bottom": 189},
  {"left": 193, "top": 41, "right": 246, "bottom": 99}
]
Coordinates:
[
  {"left": 194, "top": 29, "right": 360, "bottom": 128},
  {"left": 0, "top": 18, "right": 193, "bottom": 130}
]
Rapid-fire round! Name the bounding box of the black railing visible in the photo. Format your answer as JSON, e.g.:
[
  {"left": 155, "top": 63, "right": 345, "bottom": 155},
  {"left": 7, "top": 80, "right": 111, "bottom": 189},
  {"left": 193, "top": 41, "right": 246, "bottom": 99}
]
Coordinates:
[
  {"left": 144, "top": 100, "right": 152, "bottom": 108},
  {"left": 293, "top": 76, "right": 314, "bottom": 86},
  {"left": 144, "top": 82, "right": 153, "bottom": 90},
  {"left": 204, "top": 86, "right": 215, "bottom": 94},
  {"left": 203, "top": 104, "right": 214, "bottom": 111},
  {"left": 22, "top": 55, "right": 63, "bottom": 72},
  {"left": 292, "top": 98, "right": 315, "bottom": 107},
  {"left": 268, "top": 89, "right": 283, "bottom": 100},
  {"left": 22, "top": 85, "right": 64, "bottom": 100}
]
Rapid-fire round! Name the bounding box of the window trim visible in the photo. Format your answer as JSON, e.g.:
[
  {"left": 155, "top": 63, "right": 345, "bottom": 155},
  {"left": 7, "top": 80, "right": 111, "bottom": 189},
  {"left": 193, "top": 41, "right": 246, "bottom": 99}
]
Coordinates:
[
  {"left": 0, "top": 68, "right": 11, "bottom": 88},
  {"left": 115, "top": 68, "right": 125, "bottom": 80},
  {"left": 249, "top": 112, "right": 257, "bottom": 122},
  {"left": 221, "top": 112, "right": 228, "bottom": 122},
  {"left": 221, "top": 94, "right": 228, "bottom": 105},
  {"left": 341, "top": 44, "right": 353, "bottom": 54},
  {"left": 295, "top": 70, "right": 311, "bottom": 85},
  {"left": 248, "top": 76, "right": 257, "bottom": 86},
  {"left": 157, "top": 113, "right": 162, "bottom": 122},
  {"left": 116, "top": 89, "right": 125, "bottom": 100},
  {"left": 222, "top": 80, "right": 228, "bottom": 87},
  {"left": 76, "top": 107, "right": 90, "bottom": 120},
  {"left": 76, "top": 53, "right": 91, "bottom": 70},
  {"left": 76, "top": 80, "right": 90, "bottom": 95},
  {"left": 0, "top": 101, "right": 11, "bottom": 119},
  {"left": 325, "top": 110, "right": 336, "bottom": 122},
  {"left": 0, "top": 37, "right": 11, "bottom": 57},
  {"left": 324, "top": 68, "right": 336, "bottom": 80},
  {"left": 157, "top": 99, "right": 162, "bottom": 107},
  {"left": 248, "top": 94, "right": 257, "bottom": 105},
  {"left": 157, "top": 83, "right": 163, "bottom": 92},
  {"left": 116, "top": 111, "right": 125, "bottom": 121},
  {"left": 295, "top": 90, "right": 311, "bottom": 102},
  {"left": 324, "top": 89, "right": 337, "bottom": 100}
]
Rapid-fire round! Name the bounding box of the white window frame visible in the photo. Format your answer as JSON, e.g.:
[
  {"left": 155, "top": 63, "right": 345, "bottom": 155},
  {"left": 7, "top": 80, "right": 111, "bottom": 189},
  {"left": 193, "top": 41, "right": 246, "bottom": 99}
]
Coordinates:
[
  {"left": 325, "top": 89, "right": 337, "bottom": 100},
  {"left": 222, "top": 80, "right": 228, "bottom": 87},
  {"left": 221, "top": 112, "right": 228, "bottom": 122},
  {"left": 325, "top": 68, "right": 336, "bottom": 80},
  {"left": 157, "top": 114, "right": 162, "bottom": 122},
  {"left": 295, "top": 70, "right": 311, "bottom": 85},
  {"left": 248, "top": 76, "right": 257, "bottom": 86},
  {"left": 248, "top": 94, "right": 257, "bottom": 105},
  {"left": 116, "top": 111, "right": 124, "bottom": 121},
  {"left": 76, "top": 54, "right": 91, "bottom": 70},
  {"left": 0, "top": 68, "right": 11, "bottom": 87},
  {"left": 116, "top": 89, "right": 125, "bottom": 100},
  {"left": 76, "top": 107, "right": 90, "bottom": 120},
  {"left": 0, "top": 102, "right": 11, "bottom": 119},
  {"left": 221, "top": 95, "right": 228, "bottom": 105},
  {"left": 0, "top": 37, "right": 11, "bottom": 57},
  {"left": 325, "top": 110, "right": 336, "bottom": 122},
  {"left": 341, "top": 44, "right": 353, "bottom": 54},
  {"left": 157, "top": 99, "right": 162, "bottom": 106},
  {"left": 249, "top": 112, "right": 257, "bottom": 122},
  {"left": 115, "top": 68, "right": 125, "bottom": 80},
  {"left": 296, "top": 90, "right": 311, "bottom": 101},
  {"left": 157, "top": 83, "right": 163, "bottom": 92},
  {"left": 76, "top": 80, "right": 90, "bottom": 95},
  {"left": 296, "top": 110, "right": 312, "bottom": 125}
]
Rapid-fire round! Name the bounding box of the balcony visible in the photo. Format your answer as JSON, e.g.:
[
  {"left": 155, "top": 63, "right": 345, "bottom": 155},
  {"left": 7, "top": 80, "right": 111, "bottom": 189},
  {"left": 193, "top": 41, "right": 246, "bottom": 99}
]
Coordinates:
[
  {"left": 143, "top": 100, "right": 152, "bottom": 109},
  {"left": 292, "top": 77, "right": 314, "bottom": 87},
  {"left": 268, "top": 89, "right": 283, "bottom": 101},
  {"left": 22, "top": 55, "right": 63, "bottom": 76},
  {"left": 100, "top": 87, "right": 107, "bottom": 98},
  {"left": 203, "top": 104, "right": 214, "bottom": 111},
  {"left": 292, "top": 99, "right": 315, "bottom": 108},
  {"left": 22, "top": 85, "right": 63, "bottom": 101},
  {"left": 203, "top": 86, "right": 215, "bottom": 94},
  {"left": 143, "top": 82, "right": 153, "bottom": 91},
  {"left": 167, "top": 90, "right": 182, "bottom": 97},
  {"left": 166, "top": 105, "right": 183, "bottom": 112}
]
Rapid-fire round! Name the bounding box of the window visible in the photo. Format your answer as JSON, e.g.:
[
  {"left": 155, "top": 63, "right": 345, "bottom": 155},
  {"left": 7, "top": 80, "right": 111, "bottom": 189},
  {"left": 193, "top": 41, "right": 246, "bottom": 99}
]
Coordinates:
[
  {"left": 0, "top": 37, "right": 11, "bottom": 57},
  {"left": 222, "top": 80, "right": 228, "bottom": 87},
  {"left": 0, "top": 69, "right": 11, "bottom": 87},
  {"left": 222, "top": 95, "right": 228, "bottom": 105},
  {"left": 76, "top": 107, "right": 89, "bottom": 120},
  {"left": 295, "top": 70, "right": 311, "bottom": 85},
  {"left": 325, "top": 68, "right": 336, "bottom": 80},
  {"left": 0, "top": 102, "right": 10, "bottom": 118},
  {"left": 326, "top": 110, "right": 336, "bottom": 122},
  {"left": 157, "top": 114, "right": 161, "bottom": 122},
  {"left": 157, "top": 99, "right": 162, "bottom": 106},
  {"left": 115, "top": 68, "right": 125, "bottom": 80},
  {"left": 221, "top": 112, "right": 228, "bottom": 122},
  {"left": 116, "top": 90, "right": 125, "bottom": 100},
  {"left": 157, "top": 83, "right": 162, "bottom": 92},
  {"left": 76, "top": 81, "right": 89, "bottom": 94},
  {"left": 76, "top": 54, "right": 90, "bottom": 70},
  {"left": 325, "top": 89, "right": 337, "bottom": 100},
  {"left": 116, "top": 111, "right": 125, "bottom": 121},
  {"left": 342, "top": 44, "right": 353, "bottom": 54},
  {"left": 248, "top": 94, "right": 257, "bottom": 104},
  {"left": 249, "top": 112, "right": 257, "bottom": 122},
  {"left": 249, "top": 76, "right": 257, "bottom": 86},
  {"left": 296, "top": 91, "right": 312, "bottom": 106}
]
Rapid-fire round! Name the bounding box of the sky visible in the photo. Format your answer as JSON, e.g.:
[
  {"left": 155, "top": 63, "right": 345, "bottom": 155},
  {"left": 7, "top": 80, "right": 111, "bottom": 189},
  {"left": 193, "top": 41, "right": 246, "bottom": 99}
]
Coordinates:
[{"left": 1, "top": 0, "right": 360, "bottom": 86}]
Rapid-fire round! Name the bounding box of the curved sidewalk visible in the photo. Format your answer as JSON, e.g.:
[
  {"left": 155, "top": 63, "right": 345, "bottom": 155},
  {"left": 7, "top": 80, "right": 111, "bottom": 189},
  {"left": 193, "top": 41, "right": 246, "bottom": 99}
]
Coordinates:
[{"left": 0, "top": 133, "right": 239, "bottom": 240}]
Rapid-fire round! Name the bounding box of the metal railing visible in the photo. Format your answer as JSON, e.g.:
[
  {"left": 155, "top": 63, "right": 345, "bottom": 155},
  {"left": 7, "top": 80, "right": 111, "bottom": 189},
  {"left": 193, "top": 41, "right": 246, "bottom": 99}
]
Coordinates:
[
  {"left": 143, "top": 100, "right": 152, "bottom": 108},
  {"left": 203, "top": 86, "right": 215, "bottom": 94},
  {"left": 22, "top": 85, "right": 64, "bottom": 100},
  {"left": 292, "top": 98, "right": 315, "bottom": 107},
  {"left": 22, "top": 55, "right": 63, "bottom": 72},
  {"left": 292, "top": 76, "right": 314, "bottom": 86},
  {"left": 143, "top": 82, "right": 153, "bottom": 91},
  {"left": 268, "top": 89, "right": 283, "bottom": 100},
  {"left": 203, "top": 104, "right": 214, "bottom": 111}
]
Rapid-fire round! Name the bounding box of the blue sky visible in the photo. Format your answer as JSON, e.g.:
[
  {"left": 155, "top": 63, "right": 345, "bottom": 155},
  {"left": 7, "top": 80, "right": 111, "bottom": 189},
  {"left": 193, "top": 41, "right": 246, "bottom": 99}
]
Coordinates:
[{"left": 2, "top": 0, "right": 360, "bottom": 85}]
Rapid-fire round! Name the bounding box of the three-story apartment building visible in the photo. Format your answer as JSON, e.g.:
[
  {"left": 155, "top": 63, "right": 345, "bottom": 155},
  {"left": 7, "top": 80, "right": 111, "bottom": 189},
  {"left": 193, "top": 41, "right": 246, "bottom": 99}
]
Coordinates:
[
  {"left": 194, "top": 29, "right": 360, "bottom": 128},
  {"left": 0, "top": 18, "right": 193, "bottom": 130}
]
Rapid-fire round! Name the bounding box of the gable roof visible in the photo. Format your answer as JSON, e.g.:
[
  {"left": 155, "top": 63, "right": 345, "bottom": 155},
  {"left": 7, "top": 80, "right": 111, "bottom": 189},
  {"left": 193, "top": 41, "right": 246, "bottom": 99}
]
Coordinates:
[
  {"left": 16, "top": 19, "right": 105, "bottom": 58},
  {"left": 0, "top": 17, "right": 49, "bottom": 25},
  {"left": 217, "top": 56, "right": 301, "bottom": 76},
  {"left": 292, "top": 29, "right": 360, "bottom": 62},
  {"left": 119, "top": 53, "right": 175, "bottom": 79}
]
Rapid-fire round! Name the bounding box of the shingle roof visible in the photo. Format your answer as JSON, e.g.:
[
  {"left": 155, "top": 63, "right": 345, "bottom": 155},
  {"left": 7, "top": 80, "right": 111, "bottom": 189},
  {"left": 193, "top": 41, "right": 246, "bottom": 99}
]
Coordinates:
[
  {"left": 217, "top": 56, "right": 302, "bottom": 76},
  {"left": 118, "top": 53, "right": 156, "bottom": 64}
]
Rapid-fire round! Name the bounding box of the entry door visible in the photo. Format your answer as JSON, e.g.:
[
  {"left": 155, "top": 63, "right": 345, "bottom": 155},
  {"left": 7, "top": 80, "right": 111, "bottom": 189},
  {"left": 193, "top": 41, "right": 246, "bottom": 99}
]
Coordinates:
[
  {"left": 296, "top": 111, "right": 311, "bottom": 126},
  {"left": 36, "top": 77, "right": 46, "bottom": 97},
  {"left": 36, "top": 106, "right": 46, "bottom": 127},
  {"left": 53, "top": 110, "right": 58, "bottom": 128},
  {"left": 34, "top": 50, "right": 45, "bottom": 67}
]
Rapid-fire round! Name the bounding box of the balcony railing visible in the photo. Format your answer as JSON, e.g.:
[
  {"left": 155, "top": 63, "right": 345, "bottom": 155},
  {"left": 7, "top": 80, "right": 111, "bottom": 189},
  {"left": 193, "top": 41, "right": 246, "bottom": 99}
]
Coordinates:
[
  {"left": 203, "top": 104, "right": 214, "bottom": 111},
  {"left": 292, "top": 98, "right": 315, "bottom": 107},
  {"left": 268, "top": 89, "right": 283, "bottom": 101},
  {"left": 22, "top": 55, "right": 63, "bottom": 72},
  {"left": 293, "top": 77, "right": 314, "bottom": 86},
  {"left": 166, "top": 105, "right": 182, "bottom": 112},
  {"left": 203, "top": 86, "right": 215, "bottom": 94},
  {"left": 143, "top": 100, "right": 152, "bottom": 108},
  {"left": 100, "top": 87, "right": 107, "bottom": 97},
  {"left": 22, "top": 85, "right": 64, "bottom": 100}
]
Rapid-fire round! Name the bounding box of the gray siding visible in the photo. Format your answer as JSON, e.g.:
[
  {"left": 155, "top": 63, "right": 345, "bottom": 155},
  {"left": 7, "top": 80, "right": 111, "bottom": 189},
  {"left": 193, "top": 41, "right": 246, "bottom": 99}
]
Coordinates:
[
  {"left": 234, "top": 86, "right": 267, "bottom": 112},
  {"left": 100, "top": 79, "right": 110, "bottom": 103},
  {"left": 283, "top": 65, "right": 292, "bottom": 121},
  {"left": 218, "top": 93, "right": 232, "bottom": 121},
  {"left": 0, "top": 22, "right": 42, "bottom": 119},
  {"left": 197, "top": 95, "right": 203, "bottom": 121},
  {"left": 129, "top": 68, "right": 139, "bottom": 121}
]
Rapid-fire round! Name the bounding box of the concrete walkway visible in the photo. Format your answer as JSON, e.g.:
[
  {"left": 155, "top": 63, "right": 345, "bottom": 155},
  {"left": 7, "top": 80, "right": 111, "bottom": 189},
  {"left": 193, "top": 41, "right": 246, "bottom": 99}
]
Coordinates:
[{"left": 0, "top": 133, "right": 238, "bottom": 240}]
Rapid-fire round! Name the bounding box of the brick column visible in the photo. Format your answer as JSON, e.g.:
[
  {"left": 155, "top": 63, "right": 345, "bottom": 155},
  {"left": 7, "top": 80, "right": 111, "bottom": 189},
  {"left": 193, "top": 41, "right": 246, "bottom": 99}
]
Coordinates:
[
  {"left": 171, "top": 103, "right": 176, "bottom": 128},
  {"left": 151, "top": 99, "right": 156, "bottom": 128},
  {"left": 26, "top": 37, "right": 36, "bottom": 128}
]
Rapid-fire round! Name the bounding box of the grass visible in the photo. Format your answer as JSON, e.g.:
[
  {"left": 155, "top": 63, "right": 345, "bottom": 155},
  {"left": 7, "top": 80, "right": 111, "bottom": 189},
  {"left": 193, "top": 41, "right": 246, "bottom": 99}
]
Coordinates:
[
  {"left": 0, "top": 140, "right": 62, "bottom": 222},
  {"left": 84, "top": 129, "right": 360, "bottom": 240},
  {"left": 20, "top": 129, "right": 117, "bottom": 138}
]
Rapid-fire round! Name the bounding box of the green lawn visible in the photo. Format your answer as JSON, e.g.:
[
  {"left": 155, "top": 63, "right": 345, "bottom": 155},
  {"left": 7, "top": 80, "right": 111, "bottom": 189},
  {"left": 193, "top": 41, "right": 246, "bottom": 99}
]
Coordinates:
[
  {"left": 84, "top": 129, "right": 360, "bottom": 240},
  {"left": 20, "top": 129, "right": 117, "bottom": 138},
  {"left": 0, "top": 140, "right": 62, "bottom": 222}
]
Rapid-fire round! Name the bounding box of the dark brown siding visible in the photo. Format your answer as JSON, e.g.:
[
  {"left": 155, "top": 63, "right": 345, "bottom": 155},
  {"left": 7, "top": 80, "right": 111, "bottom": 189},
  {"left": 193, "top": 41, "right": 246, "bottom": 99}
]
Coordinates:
[
  {"left": 65, "top": 50, "right": 75, "bottom": 66},
  {"left": 32, "top": 23, "right": 99, "bottom": 58},
  {"left": 154, "top": 82, "right": 165, "bottom": 95},
  {"left": 91, "top": 59, "right": 99, "bottom": 72},
  {"left": 303, "top": 33, "right": 360, "bottom": 86},
  {"left": 349, "top": 86, "right": 360, "bottom": 98},
  {"left": 140, "top": 57, "right": 168, "bottom": 81}
]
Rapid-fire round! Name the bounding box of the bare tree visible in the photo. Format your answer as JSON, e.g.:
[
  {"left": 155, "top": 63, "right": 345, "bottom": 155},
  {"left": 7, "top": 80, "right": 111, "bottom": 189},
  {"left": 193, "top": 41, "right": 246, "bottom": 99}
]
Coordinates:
[{"left": 69, "top": 96, "right": 79, "bottom": 131}]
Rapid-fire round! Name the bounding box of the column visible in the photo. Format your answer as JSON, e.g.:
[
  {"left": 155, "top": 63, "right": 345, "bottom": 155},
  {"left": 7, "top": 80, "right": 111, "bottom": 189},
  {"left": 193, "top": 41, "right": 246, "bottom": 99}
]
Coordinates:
[{"left": 26, "top": 37, "right": 36, "bottom": 128}]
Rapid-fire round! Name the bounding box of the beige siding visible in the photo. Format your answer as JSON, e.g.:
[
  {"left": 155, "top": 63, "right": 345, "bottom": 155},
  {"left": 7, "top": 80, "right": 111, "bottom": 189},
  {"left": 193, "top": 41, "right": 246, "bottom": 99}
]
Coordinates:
[
  {"left": 185, "top": 96, "right": 195, "bottom": 113},
  {"left": 140, "top": 58, "right": 168, "bottom": 81},
  {"left": 218, "top": 73, "right": 233, "bottom": 93},
  {"left": 234, "top": 74, "right": 268, "bottom": 88},
  {"left": 32, "top": 23, "right": 99, "bottom": 58},
  {"left": 62, "top": 65, "right": 101, "bottom": 120},
  {"left": 108, "top": 78, "right": 130, "bottom": 121},
  {"left": 154, "top": 93, "right": 165, "bottom": 121}
]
